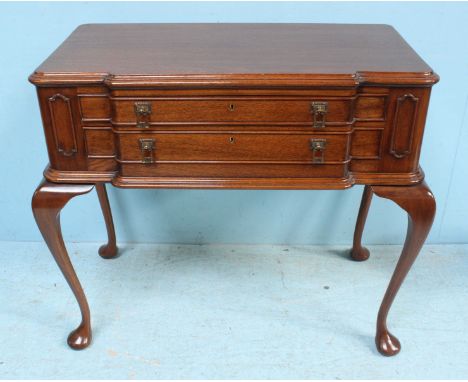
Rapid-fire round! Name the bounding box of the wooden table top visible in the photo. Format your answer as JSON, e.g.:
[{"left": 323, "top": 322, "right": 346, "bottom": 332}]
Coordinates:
[{"left": 31, "top": 23, "right": 437, "bottom": 86}]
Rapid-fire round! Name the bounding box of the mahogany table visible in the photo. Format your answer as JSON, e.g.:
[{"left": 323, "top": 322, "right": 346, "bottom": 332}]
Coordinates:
[{"left": 30, "top": 24, "right": 438, "bottom": 356}]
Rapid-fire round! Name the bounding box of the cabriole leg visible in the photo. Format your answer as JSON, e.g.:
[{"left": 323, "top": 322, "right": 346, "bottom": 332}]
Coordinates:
[
  {"left": 350, "top": 185, "right": 373, "bottom": 261},
  {"left": 96, "top": 183, "right": 118, "bottom": 259},
  {"left": 371, "top": 181, "right": 436, "bottom": 356},
  {"left": 32, "top": 179, "right": 94, "bottom": 350}
]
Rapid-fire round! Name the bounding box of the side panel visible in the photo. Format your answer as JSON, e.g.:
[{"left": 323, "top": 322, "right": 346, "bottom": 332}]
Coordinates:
[
  {"left": 36, "top": 87, "right": 87, "bottom": 171},
  {"left": 380, "top": 87, "right": 432, "bottom": 173}
]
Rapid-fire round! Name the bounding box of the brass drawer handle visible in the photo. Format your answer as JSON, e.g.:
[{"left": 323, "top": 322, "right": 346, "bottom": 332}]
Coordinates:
[
  {"left": 134, "top": 102, "right": 152, "bottom": 128},
  {"left": 139, "top": 138, "right": 155, "bottom": 164},
  {"left": 310, "top": 138, "right": 327, "bottom": 163},
  {"left": 311, "top": 101, "right": 328, "bottom": 128}
]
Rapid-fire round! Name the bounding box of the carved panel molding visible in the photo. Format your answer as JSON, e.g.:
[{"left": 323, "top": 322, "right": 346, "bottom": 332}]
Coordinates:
[
  {"left": 390, "top": 93, "right": 419, "bottom": 159},
  {"left": 48, "top": 94, "right": 78, "bottom": 157}
]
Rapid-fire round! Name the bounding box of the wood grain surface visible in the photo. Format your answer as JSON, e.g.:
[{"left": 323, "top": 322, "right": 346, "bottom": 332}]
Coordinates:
[{"left": 30, "top": 24, "right": 438, "bottom": 86}]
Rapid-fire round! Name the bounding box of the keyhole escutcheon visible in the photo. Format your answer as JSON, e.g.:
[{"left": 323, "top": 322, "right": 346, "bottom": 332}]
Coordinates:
[
  {"left": 229, "top": 136, "right": 235, "bottom": 143},
  {"left": 228, "top": 103, "right": 235, "bottom": 111}
]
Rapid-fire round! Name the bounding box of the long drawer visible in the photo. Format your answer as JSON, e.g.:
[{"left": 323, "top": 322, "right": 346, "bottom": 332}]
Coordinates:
[
  {"left": 111, "top": 98, "right": 352, "bottom": 126},
  {"left": 117, "top": 132, "right": 349, "bottom": 163},
  {"left": 116, "top": 132, "right": 350, "bottom": 179}
]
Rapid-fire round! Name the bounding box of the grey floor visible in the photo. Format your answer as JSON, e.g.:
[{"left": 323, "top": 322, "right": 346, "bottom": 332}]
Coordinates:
[{"left": 1, "top": 241, "right": 467, "bottom": 379}]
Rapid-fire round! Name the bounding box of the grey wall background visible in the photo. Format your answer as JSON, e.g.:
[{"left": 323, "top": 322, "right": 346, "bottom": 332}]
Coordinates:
[{"left": 0, "top": 1, "right": 467, "bottom": 245}]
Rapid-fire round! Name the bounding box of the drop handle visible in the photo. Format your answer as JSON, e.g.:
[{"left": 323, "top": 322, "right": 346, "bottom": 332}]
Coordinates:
[
  {"left": 310, "top": 101, "right": 328, "bottom": 128},
  {"left": 134, "top": 102, "right": 152, "bottom": 128},
  {"left": 139, "top": 138, "right": 155, "bottom": 164},
  {"left": 310, "top": 139, "right": 327, "bottom": 163}
]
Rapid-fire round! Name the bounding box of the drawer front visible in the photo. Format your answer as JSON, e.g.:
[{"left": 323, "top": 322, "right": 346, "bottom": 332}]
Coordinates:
[
  {"left": 112, "top": 98, "right": 352, "bottom": 126},
  {"left": 117, "top": 133, "right": 349, "bottom": 163},
  {"left": 116, "top": 132, "right": 349, "bottom": 179}
]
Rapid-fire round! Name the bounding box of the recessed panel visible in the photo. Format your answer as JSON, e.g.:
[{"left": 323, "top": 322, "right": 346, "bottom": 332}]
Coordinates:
[
  {"left": 390, "top": 94, "right": 419, "bottom": 159},
  {"left": 48, "top": 94, "right": 77, "bottom": 157},
  {"left": 85, "top": 129, "right": 115, "bottom": 157},
  {"left": 79, "top": 96, "right": 111, "bottom": 120},
  {"left": 351, "top": 129, "right": 382, "bottom": 158},
  {"left": 355, "top": 96, "right": 386, "bottom": 121}
]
